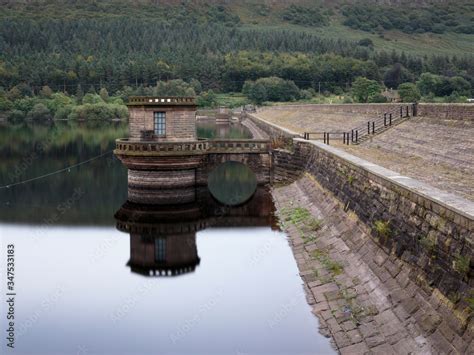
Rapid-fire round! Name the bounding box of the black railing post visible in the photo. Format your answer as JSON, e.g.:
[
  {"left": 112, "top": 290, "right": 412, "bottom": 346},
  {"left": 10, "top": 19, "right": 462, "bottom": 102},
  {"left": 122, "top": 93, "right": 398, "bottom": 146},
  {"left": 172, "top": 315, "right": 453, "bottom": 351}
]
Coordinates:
[
  {"left": 323, "top": 132, "right": 326, "bottom": 144},
  {"left": 406, "top": 105, "right": 410, "bottom": 117},
  {"left": 327, "top": 133, "right": 330, "bottom": 145},
  {"left": 389, "top": 113, "right": 392, "bottom": 126},
  {"left": 343, "top": 132, "right": 346, "bottom": 144},
  {"left": 367, "top": 121, "right": 370, "bottom": 134},
  {"left": 400, "top": 106, "right": 402, "bottom": 118},
  {"left": 412, "top": 103, "right": 418, "bottom": 117},
  {"left": 355, "top": 130, "right": 358, "bottom": 143},
  {"left": 384, "top": 113, "right": 387, "bottom": 126},
  {"left": 347, "top": 132, "right": 350, "bottom": 145},
  {"left": 372, "top": 121, "right": 375, "bottom": 134}
]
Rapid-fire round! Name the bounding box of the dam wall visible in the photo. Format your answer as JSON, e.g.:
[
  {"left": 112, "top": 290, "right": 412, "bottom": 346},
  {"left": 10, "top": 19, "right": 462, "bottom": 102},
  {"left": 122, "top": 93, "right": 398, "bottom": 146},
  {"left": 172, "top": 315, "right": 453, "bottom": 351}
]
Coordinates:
[{"left": 248, "top": 111, "right": 474, "bottom": 333}]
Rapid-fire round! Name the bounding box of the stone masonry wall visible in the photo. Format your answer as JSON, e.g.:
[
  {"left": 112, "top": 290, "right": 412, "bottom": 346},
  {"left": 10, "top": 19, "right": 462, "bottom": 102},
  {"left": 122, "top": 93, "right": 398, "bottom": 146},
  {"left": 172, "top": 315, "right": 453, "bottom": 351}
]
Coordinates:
[
  {"left": 257, "top": 103, "right": 411, "bottom": 116},
  {"left": 248, "top": 113, "right": 473, "bottom": 334},
  {"left": 298, "top": 140, "right": 473, "bottom": 333},
  {"left": 245, "top": 113, "right": 299, "bottom": 140},
  {"left": 271, "top": 148, "right": 305, "bottom": 185},
  {"left": 128, "top": 106, "right": 196, "bottom": 141},
  {"left": 418, "top": 103, "right": 474, "bottom": 121},
  {"left": 257, "top": 103, "right": 474, "bottom": 121}
]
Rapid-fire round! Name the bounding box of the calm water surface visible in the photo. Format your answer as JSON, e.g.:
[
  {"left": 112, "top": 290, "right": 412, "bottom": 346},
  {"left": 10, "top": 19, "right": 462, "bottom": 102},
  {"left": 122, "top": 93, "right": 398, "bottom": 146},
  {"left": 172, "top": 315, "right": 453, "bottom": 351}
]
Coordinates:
[{"left": 0, "top": 121, "right": 334, "bottom": 355}]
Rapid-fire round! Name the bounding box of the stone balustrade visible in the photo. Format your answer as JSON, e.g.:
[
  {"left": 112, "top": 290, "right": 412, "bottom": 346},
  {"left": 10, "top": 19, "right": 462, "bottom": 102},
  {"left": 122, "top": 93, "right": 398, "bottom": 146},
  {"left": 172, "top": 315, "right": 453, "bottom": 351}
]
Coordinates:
[
  {"left": 115, "top": 138, "right": 209, "bottom": 156},
  {"left": 127, "top": 96, "right": 196, "bottom": 106},
  {"left": 115, "top": 138, "right": 270, "bottom": 156},
  {"left": 207, "top": 139, "right": 270, "bottom": 153}
]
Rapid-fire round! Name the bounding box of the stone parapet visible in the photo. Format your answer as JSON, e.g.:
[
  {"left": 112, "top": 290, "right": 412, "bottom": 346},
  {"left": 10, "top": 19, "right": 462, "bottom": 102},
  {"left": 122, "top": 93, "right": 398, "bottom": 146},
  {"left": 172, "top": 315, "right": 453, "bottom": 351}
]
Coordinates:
[
  {"left": 115, "top": 138, "right": 270, "bottom": 157},
  {"left": 127, "top": 96, "right": 196, "bottom": 106},
  {"left": 257, "top": 103, "right": 410, "bottom": 116},
  {"left": 245, "top": 113, "right": 300, "bottom": 139},
  {"left": 257, "top": 103, "right": 474, "bottom": 121},
  {"left": 417, "top": 103, "right": 474, "bottom": 121}
]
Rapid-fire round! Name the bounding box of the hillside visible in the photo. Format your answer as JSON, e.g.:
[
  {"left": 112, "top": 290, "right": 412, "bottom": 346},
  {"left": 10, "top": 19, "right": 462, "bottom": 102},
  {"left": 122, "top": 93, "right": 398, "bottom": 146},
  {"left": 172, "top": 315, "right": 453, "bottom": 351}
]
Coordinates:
[
  {"left": 1, "top": 0, "right": 472, "bottom": 57},
  {"left": 0, "top": 0, "right": 472, "bottom": 105}
]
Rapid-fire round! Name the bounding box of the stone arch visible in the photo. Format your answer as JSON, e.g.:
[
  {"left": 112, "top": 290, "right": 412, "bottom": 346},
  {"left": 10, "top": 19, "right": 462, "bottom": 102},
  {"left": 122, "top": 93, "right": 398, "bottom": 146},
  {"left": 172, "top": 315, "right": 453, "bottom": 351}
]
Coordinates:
[{"left": 196, "top": 152, "right": 271, "bottom": 186}]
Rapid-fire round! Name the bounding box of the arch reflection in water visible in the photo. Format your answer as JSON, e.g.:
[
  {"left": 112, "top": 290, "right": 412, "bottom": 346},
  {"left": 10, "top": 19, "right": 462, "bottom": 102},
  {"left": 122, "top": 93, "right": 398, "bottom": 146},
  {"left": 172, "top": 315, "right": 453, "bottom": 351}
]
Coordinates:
[
  {"left": 207, "top": 161, "right": 258, "bottom": 206},
  {"left": 114, "top": 187, "right": 276, "bottom": 277}
]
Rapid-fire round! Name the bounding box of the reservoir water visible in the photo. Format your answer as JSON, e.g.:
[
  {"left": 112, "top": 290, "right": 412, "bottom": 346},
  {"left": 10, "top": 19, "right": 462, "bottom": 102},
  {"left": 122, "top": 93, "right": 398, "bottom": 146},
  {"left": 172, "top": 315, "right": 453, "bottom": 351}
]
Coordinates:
[{"left": 0, "top": 120, "right": 334, "bottom": 354}]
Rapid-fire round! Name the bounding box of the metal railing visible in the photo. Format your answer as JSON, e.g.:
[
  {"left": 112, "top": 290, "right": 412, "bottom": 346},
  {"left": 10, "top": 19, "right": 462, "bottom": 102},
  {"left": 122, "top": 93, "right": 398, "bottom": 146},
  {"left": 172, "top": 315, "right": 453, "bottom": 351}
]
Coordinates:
[{"left": 303, "top": 104, "right": 416, "bottom": 145}]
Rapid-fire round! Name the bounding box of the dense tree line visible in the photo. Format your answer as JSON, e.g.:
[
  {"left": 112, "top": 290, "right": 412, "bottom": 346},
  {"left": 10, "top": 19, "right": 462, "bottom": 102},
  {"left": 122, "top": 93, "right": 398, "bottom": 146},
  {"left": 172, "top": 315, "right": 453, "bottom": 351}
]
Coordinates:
[
  {"left": 0, "top": 16, "right": 472, "bottom": 96},
  {"left": 342, "top": 3, "right": 474, "bottom": 34},
  {"left": 0, "top": 1, "right": 473, "bottom": 118}
]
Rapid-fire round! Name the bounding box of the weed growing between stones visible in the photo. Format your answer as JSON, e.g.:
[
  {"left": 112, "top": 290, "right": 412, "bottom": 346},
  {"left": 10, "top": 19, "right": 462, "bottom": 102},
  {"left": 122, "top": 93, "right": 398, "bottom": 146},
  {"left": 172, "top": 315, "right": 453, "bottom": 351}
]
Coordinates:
[
  {"left": 278, "top": 197, "right": 375, "bottom": 326},
  {"left": 310, "top": 248, "right": 376, "bottom": 325},
  {"left": 307, "top": 217, "right": 323, "bottom": 231},
  {"left": 311, "top": 249, "right": 344, "bottom": 276},
  {"left": 419, "top": 234, "right": 437, "bottom": 254},
  {"left": 302, "top": 234, "right": 317, "bottom": 244},
  {"left": 374, "top": 220, "right": 391, "bottom": 237},
  {"left": 278, "top": 204, "right": 323, "bottom": 244},
  {"left": 347, "top": 175, "right": 354, "bottom": 185},
  {"left": 453, "top": 254, "right": 470, "bottom": 275},
  {"left": 467, "top": 291, "right": 474, "bottom": 311},
  {"left": 289, "top": 207, "right": 311, "bottom": 224}
]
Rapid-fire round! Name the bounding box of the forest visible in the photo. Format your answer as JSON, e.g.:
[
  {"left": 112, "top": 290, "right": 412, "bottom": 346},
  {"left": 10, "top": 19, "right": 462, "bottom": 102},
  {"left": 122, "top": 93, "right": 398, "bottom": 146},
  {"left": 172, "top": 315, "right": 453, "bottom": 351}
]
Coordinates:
[{"left": 0, "top": 0, "right": 473, "bottom": 120}]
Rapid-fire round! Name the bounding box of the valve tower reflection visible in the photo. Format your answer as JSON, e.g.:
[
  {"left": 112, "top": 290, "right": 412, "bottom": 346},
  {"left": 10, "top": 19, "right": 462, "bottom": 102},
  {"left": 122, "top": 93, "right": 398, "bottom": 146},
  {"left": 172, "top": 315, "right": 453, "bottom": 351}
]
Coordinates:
[{"left": 114, "top": 187, "right": 276, "bottom": 277}]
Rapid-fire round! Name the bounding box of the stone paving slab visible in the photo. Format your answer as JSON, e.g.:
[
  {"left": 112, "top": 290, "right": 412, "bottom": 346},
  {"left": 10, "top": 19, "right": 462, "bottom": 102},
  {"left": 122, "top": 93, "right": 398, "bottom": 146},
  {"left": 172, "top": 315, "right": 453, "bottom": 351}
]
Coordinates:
[{"left": 272, "top": 174, "right": 472, "bottom": 354}]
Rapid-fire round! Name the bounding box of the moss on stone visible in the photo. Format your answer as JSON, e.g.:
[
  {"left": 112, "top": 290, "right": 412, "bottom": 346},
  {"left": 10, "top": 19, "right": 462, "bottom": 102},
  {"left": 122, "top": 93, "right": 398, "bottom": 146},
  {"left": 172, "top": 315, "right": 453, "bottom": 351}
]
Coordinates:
[{"left": 374, "top": 220, "right": 391, "bottom": 237}]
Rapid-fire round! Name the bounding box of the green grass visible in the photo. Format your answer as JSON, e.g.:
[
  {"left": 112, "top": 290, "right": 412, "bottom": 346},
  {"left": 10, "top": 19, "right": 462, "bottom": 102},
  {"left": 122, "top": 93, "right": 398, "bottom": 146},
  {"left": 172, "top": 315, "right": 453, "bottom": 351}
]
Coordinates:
[
  {"left": 214, "top": 93, "right": 250, "bottom": 108},
  {"left": 232, "top": 0, "right": 474, "bottom": 57}
]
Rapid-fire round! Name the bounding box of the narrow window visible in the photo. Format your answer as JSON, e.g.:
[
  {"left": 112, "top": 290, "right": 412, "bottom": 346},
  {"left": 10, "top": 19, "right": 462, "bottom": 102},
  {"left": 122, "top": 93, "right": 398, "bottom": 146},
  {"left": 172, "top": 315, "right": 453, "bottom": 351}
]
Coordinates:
[
  {"left": 153, "top": 111, "right": 166, "bottom": 137},
  {"left": 155, "top": 238, "right": 166, "bottom": 262}
]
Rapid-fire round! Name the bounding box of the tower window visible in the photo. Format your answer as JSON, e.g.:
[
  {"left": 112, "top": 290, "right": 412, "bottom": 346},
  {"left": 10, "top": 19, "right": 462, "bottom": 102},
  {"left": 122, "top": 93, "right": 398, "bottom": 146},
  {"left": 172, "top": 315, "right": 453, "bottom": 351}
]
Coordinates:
[{"left": 153, "top": 112, "right": 166, "bottom": 136}]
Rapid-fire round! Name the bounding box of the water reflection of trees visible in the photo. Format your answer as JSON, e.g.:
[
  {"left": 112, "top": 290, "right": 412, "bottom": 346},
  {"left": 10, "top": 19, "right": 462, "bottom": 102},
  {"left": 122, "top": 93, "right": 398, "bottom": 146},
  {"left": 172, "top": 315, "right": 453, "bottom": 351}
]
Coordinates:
[
  {"left": 0, "top": 121, "right": 128, "bottom": 225},
  {"left": 196, "top": 121, "right": 252, "bottom": 140},
  {"left": 208, "top": 161, "right": 257, "bottom": 206}
]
